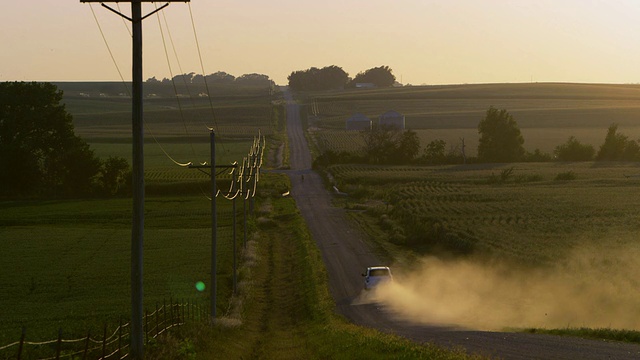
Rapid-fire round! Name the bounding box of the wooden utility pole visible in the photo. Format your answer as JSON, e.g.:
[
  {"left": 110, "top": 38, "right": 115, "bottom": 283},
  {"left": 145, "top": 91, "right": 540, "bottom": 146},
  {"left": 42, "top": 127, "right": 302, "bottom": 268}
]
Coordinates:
[
  {"left": 188, "top": 131, "right": 237, "bottom": 319},
  {"left": 80, "top": 2, "right": 190, "bottom": 359}
]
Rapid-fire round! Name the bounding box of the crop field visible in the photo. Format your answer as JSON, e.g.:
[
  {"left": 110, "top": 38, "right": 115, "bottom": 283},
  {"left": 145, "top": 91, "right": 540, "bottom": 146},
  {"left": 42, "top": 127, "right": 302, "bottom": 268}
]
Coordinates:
[
  {"left": 305, "top": 83, "right": 640, "bottom": 156},
  {"left": 0, "top": 83, "right": 279, "bottom": 346},
  {"left": 328, "top": 160, "right": 640, "bottom": 332},
  {"left": 0, "top": 195, "right": 244, "bottom": 344},
  {"left": 329, "top": 161, "right": 640, "bottom": 264}
]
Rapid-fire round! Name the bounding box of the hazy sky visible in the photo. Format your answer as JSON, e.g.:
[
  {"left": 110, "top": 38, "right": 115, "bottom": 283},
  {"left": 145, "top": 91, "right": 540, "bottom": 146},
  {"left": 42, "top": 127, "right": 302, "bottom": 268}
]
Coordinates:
[{"left": 2, "top": 1, "right": 639, "bottom": 85}]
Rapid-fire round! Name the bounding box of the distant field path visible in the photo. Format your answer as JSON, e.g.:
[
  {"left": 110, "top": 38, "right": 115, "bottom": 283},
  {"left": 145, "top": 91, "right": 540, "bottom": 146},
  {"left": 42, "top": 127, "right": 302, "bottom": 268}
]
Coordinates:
[{"left": 281, "top": 88, "right": 640, "bottom": 360}]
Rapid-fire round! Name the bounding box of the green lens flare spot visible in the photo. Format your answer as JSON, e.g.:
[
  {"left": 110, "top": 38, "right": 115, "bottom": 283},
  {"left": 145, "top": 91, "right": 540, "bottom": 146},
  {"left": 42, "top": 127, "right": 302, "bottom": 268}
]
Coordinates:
[{"left": 195, "top": 281, "right": 205, "bottom": 292}]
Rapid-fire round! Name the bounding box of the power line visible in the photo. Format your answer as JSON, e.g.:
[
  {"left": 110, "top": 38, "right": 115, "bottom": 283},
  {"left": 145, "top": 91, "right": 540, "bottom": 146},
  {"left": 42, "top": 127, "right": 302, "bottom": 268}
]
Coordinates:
[
  {"left": 188, "top": 4, "right": 223, "bottom": 136},
  {"left": 89, "top": 4, "right": 130, "bottom": 97},
  {"left": 90, "top": 3, "right": 194, "bottom": 169}
]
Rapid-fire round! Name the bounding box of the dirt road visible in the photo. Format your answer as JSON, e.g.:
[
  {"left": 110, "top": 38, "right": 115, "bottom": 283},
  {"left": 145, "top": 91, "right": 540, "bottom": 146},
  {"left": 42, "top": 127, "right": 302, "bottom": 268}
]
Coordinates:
[{"left": 281, "top": 89, "right": 640, "bottom": 359}]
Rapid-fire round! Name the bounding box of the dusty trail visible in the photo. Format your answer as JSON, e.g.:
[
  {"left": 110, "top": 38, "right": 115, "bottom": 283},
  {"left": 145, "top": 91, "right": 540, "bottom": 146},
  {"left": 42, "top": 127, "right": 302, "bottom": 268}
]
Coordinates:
[{"left": 280, "top": 88, "right": 640, "bottom": 359}]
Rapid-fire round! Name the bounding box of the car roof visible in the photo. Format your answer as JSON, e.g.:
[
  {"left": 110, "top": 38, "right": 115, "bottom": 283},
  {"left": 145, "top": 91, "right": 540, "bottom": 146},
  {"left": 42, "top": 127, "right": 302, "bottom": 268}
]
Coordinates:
[{"left": 368, "top": 266, "right": 390, "bottom": 271}]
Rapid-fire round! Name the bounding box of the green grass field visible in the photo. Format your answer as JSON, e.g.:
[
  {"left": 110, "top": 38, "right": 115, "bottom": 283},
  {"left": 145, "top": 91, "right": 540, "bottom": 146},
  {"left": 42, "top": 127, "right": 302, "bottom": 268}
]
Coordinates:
[
  {"left": 0, "top": 83, "right": 275, "bottom": 347},
  {"left": 0, "top": 196, "right": 240, "bottom": 345}
]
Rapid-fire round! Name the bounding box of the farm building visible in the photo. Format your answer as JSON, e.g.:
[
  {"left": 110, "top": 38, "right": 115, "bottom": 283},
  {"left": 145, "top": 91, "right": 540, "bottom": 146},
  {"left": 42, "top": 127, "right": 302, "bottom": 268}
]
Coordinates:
[
  {"left": 346, "top": 113, "right": 372, "bottom": 131},
  {"left": 379, "top": 110, "right": 405, "bottom": 130}
]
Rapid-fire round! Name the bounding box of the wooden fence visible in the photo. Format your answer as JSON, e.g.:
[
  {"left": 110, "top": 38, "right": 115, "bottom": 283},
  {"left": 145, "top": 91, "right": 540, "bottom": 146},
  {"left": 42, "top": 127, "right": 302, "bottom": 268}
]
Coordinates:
[{"left": 0, "top": 299, "right": 209, "bottom": 360}]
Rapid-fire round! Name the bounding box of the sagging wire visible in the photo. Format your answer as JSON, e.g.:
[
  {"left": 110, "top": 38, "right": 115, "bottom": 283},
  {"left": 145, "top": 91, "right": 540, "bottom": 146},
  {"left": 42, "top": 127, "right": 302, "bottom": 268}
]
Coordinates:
[
  {"left": 188, "top": 3, "right": 226, "bottom": 146},
  {"left": 145, "top": 124, "right": 192, "bottom": 167},
  {"left": 158, "top": 6, "right": 203, "bottom": 119},
  {"left": 154, "top": 4, "right": 190, "bottom": 140},
  {"left": 116, "top": 3, "right": 132, "bottom": 37},
  {"left": 89, "top": 3, "right": 130, "bottom": 97},
  {"left": 90, "top": 3, "right": 194, "bottom": 169}
]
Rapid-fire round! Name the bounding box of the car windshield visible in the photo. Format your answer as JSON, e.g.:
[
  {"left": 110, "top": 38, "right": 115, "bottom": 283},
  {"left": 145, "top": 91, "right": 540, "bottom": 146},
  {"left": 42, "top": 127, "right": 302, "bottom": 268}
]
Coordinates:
[{"left": 369, "top": 269, "right": 390, "bottom": 277}]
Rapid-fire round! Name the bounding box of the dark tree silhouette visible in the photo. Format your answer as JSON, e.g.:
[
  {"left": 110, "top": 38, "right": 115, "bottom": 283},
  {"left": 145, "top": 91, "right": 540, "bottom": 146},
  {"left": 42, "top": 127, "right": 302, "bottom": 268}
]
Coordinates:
[
  {"left": 288, "top": 65, "right": 349, "bottom": 91},
  {"left": 554, "top": 136, "right": 595, "bottom": 161},
  {"left": 362, "top": 125, "right": 419, "bottom": 164},
  {"left": 0, "top": 82, "right": 102, "bottom": 197},
  {"left": 351, "top": 66, "right": 396, "bottom": 87},
  {"left": 596, "top": 124, "right": 640, "bottom": 161},
  {"left": 477, "top": 106, "right": 525, "bottom": 163}
]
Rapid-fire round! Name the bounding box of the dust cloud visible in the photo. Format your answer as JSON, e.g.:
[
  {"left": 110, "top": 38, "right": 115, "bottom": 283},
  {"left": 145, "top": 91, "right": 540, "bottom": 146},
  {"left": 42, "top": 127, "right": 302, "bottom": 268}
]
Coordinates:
[{"left": 374, "top": 245, "right": 640, "bottom": 330}]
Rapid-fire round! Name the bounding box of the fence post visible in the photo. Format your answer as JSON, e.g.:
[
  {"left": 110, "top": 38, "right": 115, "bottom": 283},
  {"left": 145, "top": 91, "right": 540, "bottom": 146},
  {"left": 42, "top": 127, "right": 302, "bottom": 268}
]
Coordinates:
[
  {"left": 55, "top": 328, "right": 62, "bottom": 360},
  {"left": 145, "top": 309, "right": 149, "bottom": 345},
  {"left": 170, "top": 298, "right": 174, "bottom": 327},
  {"left": 155, "top": 303, "right": 159, "bottom": 338},
  {"left": 117, "top": 317, "right": 122, "bottom": 359},
  {"left": 17, "top": 327, "right": 25, "bottom": 360},
  {"left": 101, "top": 323, "right": 107, "bottom": 359},
  {"left": 163, "top": 299, "right": 168, "bottom": 332},
  {"left": 181, "top": 298, "right": 185, "bottom": 324},
  {"left": 82, "top": 330, "right": 90, "bottom": 360}
]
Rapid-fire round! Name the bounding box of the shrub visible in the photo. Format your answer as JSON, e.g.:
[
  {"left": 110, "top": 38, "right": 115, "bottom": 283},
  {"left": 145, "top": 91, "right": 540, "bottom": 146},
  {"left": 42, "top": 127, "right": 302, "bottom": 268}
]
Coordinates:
[{"left": 554, "top": 136, "right": 595, "bottom": 161}]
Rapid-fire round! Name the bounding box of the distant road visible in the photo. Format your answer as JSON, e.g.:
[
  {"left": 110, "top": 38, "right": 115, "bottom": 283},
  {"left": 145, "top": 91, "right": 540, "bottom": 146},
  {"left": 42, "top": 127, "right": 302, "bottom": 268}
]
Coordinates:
[{"left": 281, "top": 88, "right": 640, "bottom": 359}]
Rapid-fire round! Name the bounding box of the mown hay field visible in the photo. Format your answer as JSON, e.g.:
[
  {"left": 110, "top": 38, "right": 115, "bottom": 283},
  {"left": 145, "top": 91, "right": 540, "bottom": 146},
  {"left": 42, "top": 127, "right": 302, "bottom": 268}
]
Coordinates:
[{"left": 306, "top": 83, "right": 640, "bottom": 156}]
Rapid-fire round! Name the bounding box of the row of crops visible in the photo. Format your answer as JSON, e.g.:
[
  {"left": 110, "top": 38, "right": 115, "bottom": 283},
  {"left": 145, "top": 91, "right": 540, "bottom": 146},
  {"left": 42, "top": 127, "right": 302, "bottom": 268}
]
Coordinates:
[{"left": 327, "top": 162, "right": 640, "bottom": 264}]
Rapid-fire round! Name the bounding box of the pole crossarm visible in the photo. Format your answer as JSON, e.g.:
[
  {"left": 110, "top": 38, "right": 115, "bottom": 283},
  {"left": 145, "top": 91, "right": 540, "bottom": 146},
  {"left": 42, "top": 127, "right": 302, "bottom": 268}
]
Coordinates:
[
  {"left": 99, "top": 2, "right": 170, "bottom": 22},
  {"left": 80, "top": 1, "right": 189, "bottom": 2}
]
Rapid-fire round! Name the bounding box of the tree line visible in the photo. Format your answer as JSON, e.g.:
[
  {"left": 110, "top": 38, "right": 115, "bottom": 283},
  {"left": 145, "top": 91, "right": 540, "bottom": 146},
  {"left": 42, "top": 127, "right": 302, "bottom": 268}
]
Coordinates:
[
  {"left": 146, "top": 71, "right": 274, "bottom": 87},
  {"left": 287, "top": 65, "right": 396, "bottom": 91},
  {"left": 314, "top": 106, "right": 640, "bottom": 168}
]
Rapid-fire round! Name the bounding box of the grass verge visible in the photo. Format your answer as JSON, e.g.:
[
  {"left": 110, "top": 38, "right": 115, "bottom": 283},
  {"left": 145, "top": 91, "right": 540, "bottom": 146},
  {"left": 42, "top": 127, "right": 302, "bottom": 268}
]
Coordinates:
[{"left": 523, "top": 328, "right": 640, "bottom": 345}]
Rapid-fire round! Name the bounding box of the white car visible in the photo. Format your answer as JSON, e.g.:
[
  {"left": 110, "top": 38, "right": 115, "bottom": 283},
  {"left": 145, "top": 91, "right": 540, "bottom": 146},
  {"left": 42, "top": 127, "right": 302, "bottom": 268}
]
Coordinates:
[{"left": 362, "top": 266, "right": 393, "bottom": 291}]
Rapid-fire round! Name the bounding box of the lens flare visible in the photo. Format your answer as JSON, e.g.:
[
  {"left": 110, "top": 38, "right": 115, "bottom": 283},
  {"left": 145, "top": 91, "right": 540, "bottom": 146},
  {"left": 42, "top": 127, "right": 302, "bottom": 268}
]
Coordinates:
[{"left": 195, "top": 281, "right": 206, "bottom": 292}]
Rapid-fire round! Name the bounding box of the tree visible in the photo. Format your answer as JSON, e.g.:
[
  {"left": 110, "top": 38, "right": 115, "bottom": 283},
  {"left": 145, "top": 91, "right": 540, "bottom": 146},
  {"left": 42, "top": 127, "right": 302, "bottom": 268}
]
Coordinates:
[
  {"left": 395, "top": 129, "right": 421, "bottom": 163},
  {"left": 362, "top": 125, "right": 418, "bottom": 164},
  {"left": 204, "top": 71, "right": 235, "bottom": 84},
  {"left": 554, "top": 136, "right": 595, "bottom": 161},
  {"left": 477, "top": 106, "right": 525, "bottom": 163},
  {"left": 287, "top": 65, "right": 349, "bottom": 91},
  {"left": 422, "top": 139, "right": 447, "bottom": 164},
  {"left": 0, "top": 82, "right": 102, "bottom": 197},
  {"left": 596, "top": 124, "right": 640, "bottom": 161},
  {"left": 235, "top": 73, "right": 274, "bottom": 86},
  {"left": 100, "top": 156, "right": 131, "bottom": 196},
  {"left": 351, "top": 66, "right": 396, "bottom": 87},
  {"left": 362, "top": 124, "right": 400, "bottom": 164}
]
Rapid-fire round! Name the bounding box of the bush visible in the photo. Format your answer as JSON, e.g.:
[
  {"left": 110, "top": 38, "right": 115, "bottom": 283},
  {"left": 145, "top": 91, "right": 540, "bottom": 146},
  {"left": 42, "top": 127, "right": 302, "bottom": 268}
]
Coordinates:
[{"left": 554, "top": 136, "right": 595, "bottom": 161}]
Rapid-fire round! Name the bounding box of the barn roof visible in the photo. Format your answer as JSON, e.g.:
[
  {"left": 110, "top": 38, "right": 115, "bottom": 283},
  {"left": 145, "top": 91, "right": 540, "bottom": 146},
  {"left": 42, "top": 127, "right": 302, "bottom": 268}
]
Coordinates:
[
  {"left": 380, "top": 110, "right": 404, "bottom": 118},
  {"left": 347, "top": 113, "right": 371, "bottom": 122}
]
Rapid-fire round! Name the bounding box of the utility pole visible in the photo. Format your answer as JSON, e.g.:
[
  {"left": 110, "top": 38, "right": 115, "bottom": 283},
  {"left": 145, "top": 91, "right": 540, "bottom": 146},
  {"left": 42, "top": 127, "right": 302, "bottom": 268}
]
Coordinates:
[
  {"left": 188, "top": 131, "right": 237, "bottom": 320},
  {"left": 80, "top": 2, "right": 190, "bottom": 359}
]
